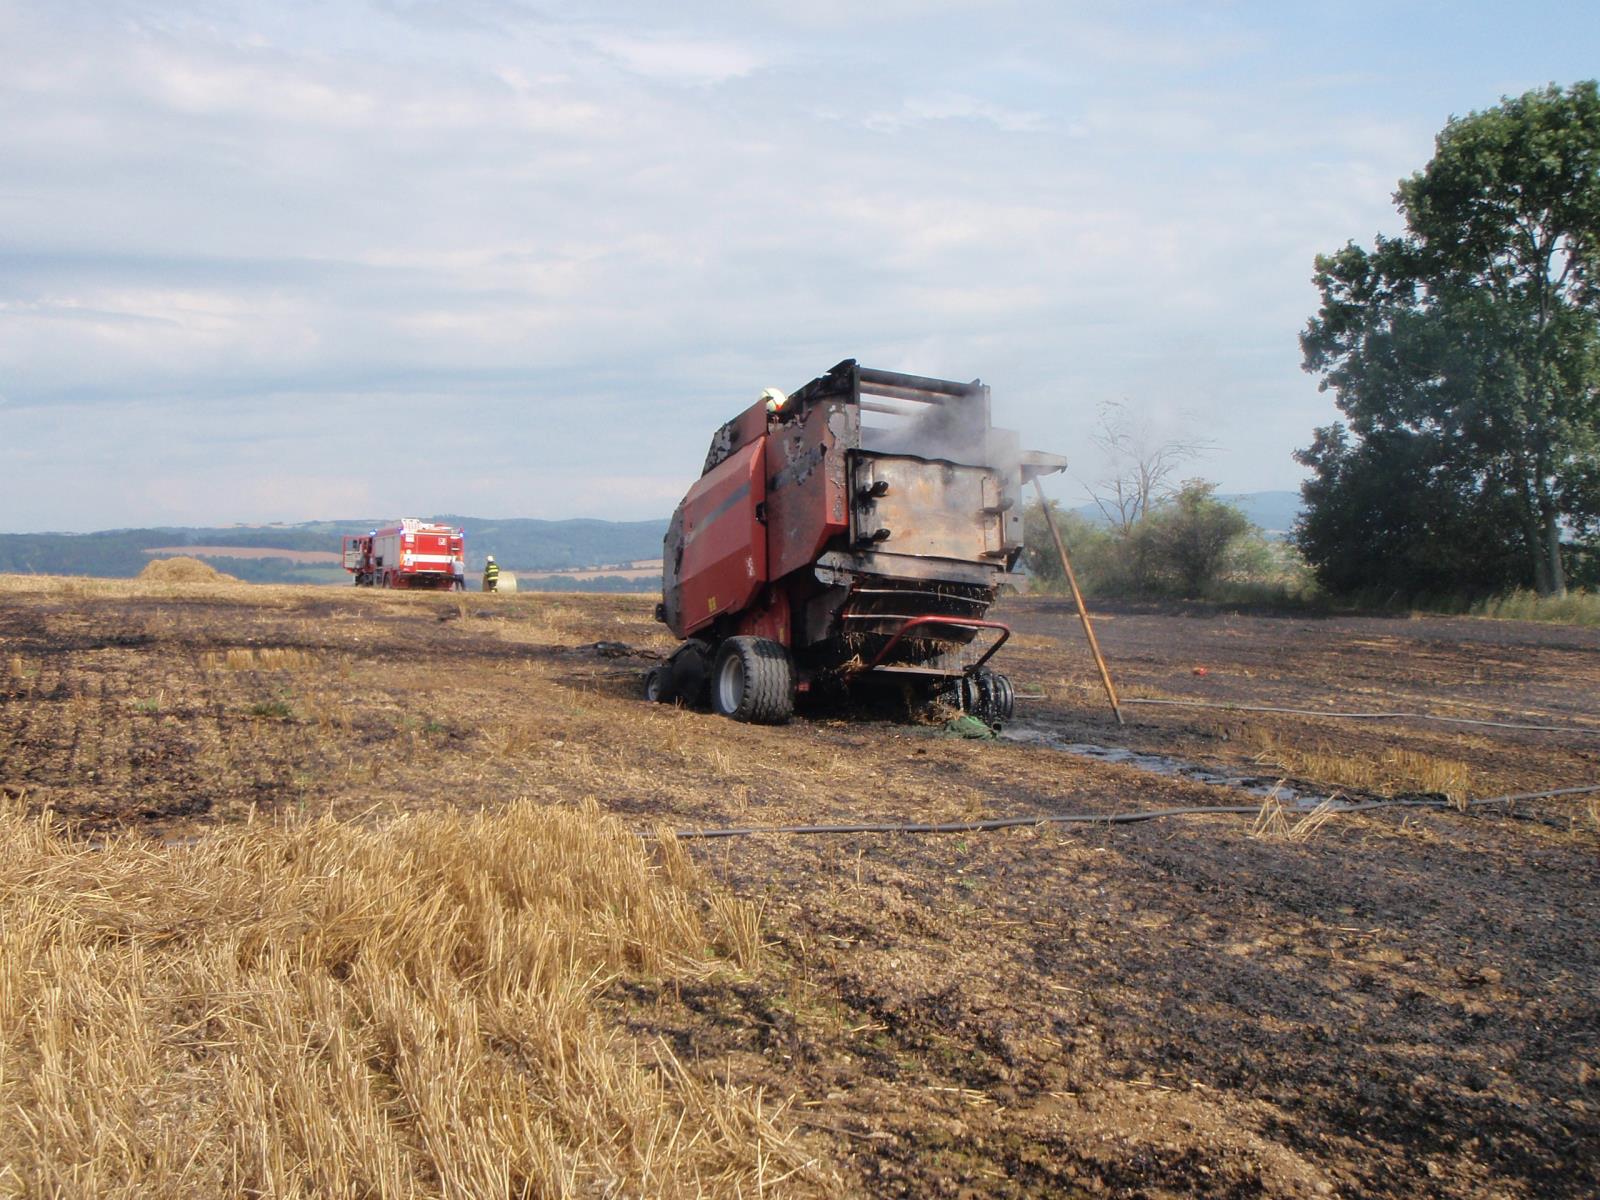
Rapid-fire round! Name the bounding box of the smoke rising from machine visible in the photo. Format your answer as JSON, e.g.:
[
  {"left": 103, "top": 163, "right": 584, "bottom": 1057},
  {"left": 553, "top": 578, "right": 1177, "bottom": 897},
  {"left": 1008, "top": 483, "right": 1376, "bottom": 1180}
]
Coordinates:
[
  {"left": 858, "top": 394, "right": 1034, "bottom": 488},
  {"left": 860, "top": 395, "right": 992, "bottom": 466}
]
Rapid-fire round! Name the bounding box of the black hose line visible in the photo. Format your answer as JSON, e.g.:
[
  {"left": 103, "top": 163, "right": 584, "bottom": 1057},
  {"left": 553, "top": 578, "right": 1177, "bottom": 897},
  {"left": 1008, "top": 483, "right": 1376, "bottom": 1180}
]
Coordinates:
[
  {"left": 661, "top": 784, "right": 1600, "bottom": 841},
  {"left": 1120, "top": 697, "right": 1600, "bottom": 736}
]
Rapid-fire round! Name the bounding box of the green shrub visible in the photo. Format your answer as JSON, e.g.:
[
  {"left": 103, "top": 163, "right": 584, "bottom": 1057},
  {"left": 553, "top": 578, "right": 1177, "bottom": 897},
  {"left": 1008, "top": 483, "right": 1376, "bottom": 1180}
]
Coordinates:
[{"left": 1023, "top": 483, "right": 1295, "bottom": 601}]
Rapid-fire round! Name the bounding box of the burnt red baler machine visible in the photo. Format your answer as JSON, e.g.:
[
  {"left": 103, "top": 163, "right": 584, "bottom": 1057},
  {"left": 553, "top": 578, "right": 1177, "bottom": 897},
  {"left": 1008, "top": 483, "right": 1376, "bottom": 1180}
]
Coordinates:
[{"left": 647, "top": 360, "right": 1065, "bottom": 724}]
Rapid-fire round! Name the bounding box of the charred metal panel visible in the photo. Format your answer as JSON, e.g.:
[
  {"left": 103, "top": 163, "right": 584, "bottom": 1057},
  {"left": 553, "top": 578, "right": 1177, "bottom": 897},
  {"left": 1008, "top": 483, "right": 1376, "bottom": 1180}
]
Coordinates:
[
  {"left": 849, "top": 453, "right": 1010, "bottom": 565},
  {"left": 859, "top": 366, "right": 986, "bottom": 401},
  {"left": 701, "top": 403, "right": 771, "bottom": 476},
  {"left": 814, "top": 549, "right": 1000, "bottom": 589},
  {"left": 984, "top": 426, "right": 1025, "bottom": 554},
  {"left": 802, "top": 585, "right": 850, "bottom": 646},
  {"left": 659, "top": 507, "right": 687, "bottom": 634},
  {"left": 677, "top": 438, "right": 767, "bottom": 637},
  {"left": 787, "top": 360, "right": 860, "bottom": 409},
  {"left": 764, "top": 398, "right": 856, "bottom": 582}
]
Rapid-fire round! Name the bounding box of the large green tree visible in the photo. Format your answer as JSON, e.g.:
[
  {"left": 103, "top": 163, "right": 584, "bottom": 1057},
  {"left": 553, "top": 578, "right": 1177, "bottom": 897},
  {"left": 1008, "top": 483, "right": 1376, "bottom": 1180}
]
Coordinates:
[{"left": 1300, "top": 82, "right": 1600, "bottom": 597}]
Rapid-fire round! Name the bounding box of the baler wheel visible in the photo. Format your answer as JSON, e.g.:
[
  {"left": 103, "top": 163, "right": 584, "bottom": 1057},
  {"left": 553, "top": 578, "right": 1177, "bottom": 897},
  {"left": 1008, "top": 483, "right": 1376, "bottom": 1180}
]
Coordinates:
[
  {"left": 643, "top": 666, "right": 674, "bottom": 704},
  {"left": 984, "top": 672, "right": 1015, "bottom": 723},
  {"left": 966, "top": 670, "right": 1015, "bottom": 724},
  {"left": 668, "top": 639, "right": 712, "bottom": 706},
  {"left": 711, "top": 637, "right": 794, "bottom": 725}
]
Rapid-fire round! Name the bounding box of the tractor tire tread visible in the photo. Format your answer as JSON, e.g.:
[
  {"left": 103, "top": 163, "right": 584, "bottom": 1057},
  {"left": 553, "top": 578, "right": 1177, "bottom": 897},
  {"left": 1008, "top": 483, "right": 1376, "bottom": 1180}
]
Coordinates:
[
  {"left": 964, "top": 669, "right": 1015, "bottom": 725},
  {"left": 714, "top": 636, "right": 794, "bottom": 724},
  {"left": 643, "top": 666, "right": 673, "bottom": 703},
  {"left": 984, "top": 671, "right": 1015, "bottom": 723}
]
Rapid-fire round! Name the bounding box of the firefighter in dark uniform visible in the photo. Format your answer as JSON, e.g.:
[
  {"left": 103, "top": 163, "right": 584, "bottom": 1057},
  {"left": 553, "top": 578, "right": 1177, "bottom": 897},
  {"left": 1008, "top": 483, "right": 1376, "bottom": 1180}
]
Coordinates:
[{"left": 482, "top": 555, "right": 500, "bottom": 593}]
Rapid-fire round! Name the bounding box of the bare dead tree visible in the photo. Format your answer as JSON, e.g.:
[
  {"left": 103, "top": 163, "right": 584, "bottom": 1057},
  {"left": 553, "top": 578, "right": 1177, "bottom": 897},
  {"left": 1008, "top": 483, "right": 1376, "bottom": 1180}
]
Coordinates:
[{"left": 1086, "top": 400, "right": 1216, "bottom": 534}]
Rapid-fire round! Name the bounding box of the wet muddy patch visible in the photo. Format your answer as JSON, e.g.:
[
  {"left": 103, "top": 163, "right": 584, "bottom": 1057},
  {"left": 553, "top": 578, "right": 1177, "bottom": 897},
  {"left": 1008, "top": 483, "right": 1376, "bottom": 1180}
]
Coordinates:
[{"left": 1002, "top": 721, "right": 1333, "bottom": 807}]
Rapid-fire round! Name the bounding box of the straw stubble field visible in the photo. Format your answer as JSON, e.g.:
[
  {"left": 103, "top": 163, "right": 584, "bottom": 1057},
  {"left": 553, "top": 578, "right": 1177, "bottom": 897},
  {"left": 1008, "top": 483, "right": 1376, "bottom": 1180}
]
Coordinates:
[{"left": 1, "top": 573, "right": 1597, "bottom": 1198}]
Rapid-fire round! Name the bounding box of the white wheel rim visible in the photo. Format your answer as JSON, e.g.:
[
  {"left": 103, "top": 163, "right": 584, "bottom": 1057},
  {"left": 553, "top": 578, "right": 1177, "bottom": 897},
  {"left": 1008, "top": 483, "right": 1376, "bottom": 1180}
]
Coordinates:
[{"left": 717, "top": 652, "right": 745, "bottom": 712}]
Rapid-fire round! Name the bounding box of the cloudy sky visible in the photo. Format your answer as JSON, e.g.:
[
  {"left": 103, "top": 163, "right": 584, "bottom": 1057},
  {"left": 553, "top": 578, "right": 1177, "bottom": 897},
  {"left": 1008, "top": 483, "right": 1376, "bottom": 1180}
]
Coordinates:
[{"left": 3, "top": 1, "right": 1597, "bottom": 532}]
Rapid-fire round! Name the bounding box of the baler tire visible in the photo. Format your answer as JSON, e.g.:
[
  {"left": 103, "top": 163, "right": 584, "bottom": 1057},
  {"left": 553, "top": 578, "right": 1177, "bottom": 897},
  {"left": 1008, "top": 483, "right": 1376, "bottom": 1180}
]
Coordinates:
[
  {"left": 965, "top": 669, "right": 1015, "bottom": 725},
  {"left": 643, "top": 666, "right": 675, "bottom": 704},
  {"left": 669, "top": 639, "right": 712, "bottom": 707},
  {"left": 981, "top": 671, "right": 1015, "bottom": 723},
  {"left": 711, "top": 637, "right": 794, "bottom": 725}
]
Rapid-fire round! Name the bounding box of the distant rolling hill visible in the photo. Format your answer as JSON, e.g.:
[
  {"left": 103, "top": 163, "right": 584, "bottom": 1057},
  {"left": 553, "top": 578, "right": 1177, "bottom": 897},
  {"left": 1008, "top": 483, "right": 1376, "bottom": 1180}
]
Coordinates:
[
  {"left": 0, "top": 492, "right": 1303, "bottom": 588},
  {"left": 1072, "top": 490, "right": 1303, "bottom": 538},
  {"left": 0, "top": 516, "right": 669, "bottom": 588},
  {"left": 1218, "top": 491, "right": 1304, "bottom": 536}
]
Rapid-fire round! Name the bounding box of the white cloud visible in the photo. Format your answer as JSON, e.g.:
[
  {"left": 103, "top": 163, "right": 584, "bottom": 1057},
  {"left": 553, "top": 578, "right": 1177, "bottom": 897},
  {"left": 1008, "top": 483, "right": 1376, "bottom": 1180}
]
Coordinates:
[
  {"left": 1062, "top": 15, "right": 1262, "bottom": 70},
  {"left": 862, "top": 93, "right": 1046, "bottom": 134},
  {"left": 3, "top": 0, "right": 1595, "bottom": 530},
  {"left": 586, "top": 32, "right": 770, "bottom": 86}
]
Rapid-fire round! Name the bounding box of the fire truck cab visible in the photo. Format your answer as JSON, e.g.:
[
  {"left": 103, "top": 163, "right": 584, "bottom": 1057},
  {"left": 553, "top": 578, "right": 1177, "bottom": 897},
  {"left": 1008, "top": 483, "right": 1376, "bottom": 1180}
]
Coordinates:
[{"left": 343, "top": 520, "right": 466, "bottom": 590}]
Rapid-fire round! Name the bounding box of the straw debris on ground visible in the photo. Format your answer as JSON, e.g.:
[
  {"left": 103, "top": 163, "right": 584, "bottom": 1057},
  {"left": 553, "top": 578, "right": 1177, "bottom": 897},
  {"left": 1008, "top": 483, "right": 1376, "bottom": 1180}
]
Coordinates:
[
  {"left": 0, "top": 798, "right": 818, "bottom": 1199},
  {"left": 137, "top": 556, "right": 238, "bottom": 584}
]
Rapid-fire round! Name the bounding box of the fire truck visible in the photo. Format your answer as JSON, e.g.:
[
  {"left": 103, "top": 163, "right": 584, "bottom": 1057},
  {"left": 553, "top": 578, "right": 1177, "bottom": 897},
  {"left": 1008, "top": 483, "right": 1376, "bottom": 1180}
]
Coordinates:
[{"left": 342, "top": 520, "right": 466, "bottom": 589}]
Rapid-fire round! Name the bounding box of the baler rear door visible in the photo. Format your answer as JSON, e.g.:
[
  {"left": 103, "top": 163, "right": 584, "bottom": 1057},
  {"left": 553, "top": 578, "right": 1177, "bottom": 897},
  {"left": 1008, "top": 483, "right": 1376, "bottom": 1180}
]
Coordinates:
[
  {"left": 677, "top": 438, "right": 768, "bottom": 636},
  {"left": 850, "top": 454, "right": 1009, "bottom": 564}
]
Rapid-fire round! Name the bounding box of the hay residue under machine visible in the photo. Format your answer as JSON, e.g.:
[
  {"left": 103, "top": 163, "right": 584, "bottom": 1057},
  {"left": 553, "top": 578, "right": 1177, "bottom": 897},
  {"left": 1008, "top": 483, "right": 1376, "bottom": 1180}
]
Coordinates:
[{"left": 646, "top": 360, "right": 1064, "bottom": 724}]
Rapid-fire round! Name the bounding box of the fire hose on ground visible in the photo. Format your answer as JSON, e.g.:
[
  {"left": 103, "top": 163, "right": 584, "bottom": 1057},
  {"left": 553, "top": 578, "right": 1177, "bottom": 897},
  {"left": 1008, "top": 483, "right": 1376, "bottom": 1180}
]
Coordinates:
[
  {"left": 1118, "top": 697, "right": 1600, "bottom": 736},
  {"left": 660, "top": 783, "right": 1600, "bottom": 840}
]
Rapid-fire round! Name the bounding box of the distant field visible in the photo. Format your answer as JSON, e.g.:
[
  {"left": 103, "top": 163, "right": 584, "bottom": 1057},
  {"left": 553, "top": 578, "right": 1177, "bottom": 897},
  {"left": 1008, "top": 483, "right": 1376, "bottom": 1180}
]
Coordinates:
[
  {"left": 1, "top": 574, "right": 1596, "bottom": 1198},
  {"left": 144, "top": 544, "right": 342, "bottom": 563},
  {"left": 524, "top": 557, "right": 662, "bottom": 583}
]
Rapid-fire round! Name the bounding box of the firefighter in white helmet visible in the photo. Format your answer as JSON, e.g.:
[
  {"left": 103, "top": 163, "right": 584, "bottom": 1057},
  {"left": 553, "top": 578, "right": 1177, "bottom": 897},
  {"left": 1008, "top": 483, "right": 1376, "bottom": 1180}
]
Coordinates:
[{"left": 482, "top": 555, "right": 500, "bottom": 593}]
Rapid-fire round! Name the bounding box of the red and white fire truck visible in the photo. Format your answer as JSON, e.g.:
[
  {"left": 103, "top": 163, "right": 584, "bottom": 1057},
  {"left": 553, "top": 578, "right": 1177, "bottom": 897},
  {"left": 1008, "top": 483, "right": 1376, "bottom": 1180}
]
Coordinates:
[{"left": 342, "top": 520, "right": 466, "bottom": 589}]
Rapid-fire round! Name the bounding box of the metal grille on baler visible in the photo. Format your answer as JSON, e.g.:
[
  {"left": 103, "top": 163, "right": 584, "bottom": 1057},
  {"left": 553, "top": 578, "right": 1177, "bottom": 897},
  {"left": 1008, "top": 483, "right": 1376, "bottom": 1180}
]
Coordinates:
[{"left": 838, "top": 579, "right": 995, "bottom": 668}]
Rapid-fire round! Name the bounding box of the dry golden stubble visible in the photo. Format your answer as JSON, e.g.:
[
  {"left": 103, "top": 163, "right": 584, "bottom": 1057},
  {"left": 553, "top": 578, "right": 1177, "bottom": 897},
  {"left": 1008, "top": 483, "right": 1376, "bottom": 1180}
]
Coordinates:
[
  {"left": 0, "top": 798, "right": 824, "bottom": 1199},
  {"left": 1241, "top": 726, "right": 1474, "bottom": 807},
  {"left": 706, "top": 892, "right": 770, "bottom": 971},
  {"left": 201, "top": 647, "right": 319, "bottom": 672},
  {"left": 1251, "top": 791, "right": 1343, "bottom": 844}
]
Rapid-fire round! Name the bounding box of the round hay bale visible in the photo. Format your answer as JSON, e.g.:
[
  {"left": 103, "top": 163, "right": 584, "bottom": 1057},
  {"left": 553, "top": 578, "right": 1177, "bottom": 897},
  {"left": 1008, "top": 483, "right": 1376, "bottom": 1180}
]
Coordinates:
[{"left": 138, "top": 556, "right": 237, "bottom": 583}]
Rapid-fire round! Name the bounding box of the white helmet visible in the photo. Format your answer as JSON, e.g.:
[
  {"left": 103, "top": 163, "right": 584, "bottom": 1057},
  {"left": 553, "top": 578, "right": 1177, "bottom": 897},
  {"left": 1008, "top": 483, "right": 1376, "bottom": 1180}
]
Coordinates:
[
  {"left": 486, "top": 555, "right": 495, "bottom": 563},
  {"left": 762, "top": 387, "right": 788, "bottom": 413}
]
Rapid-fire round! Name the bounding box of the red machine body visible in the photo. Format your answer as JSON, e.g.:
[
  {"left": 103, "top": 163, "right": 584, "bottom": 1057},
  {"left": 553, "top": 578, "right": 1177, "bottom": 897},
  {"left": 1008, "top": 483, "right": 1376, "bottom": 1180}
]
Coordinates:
[
  {"left": 650, "top": 360, "right": 1064, "bottom": 724},
  {"left": 343, "top": 520, "right": 465, "bottom": 589}
]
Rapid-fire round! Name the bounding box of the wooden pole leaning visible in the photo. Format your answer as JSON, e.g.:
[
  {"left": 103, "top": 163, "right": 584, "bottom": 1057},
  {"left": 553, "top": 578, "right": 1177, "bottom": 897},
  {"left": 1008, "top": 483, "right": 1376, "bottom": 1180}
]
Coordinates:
[{"left": 1031, "top": 477, "right": 1124, "bottom": 726}]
